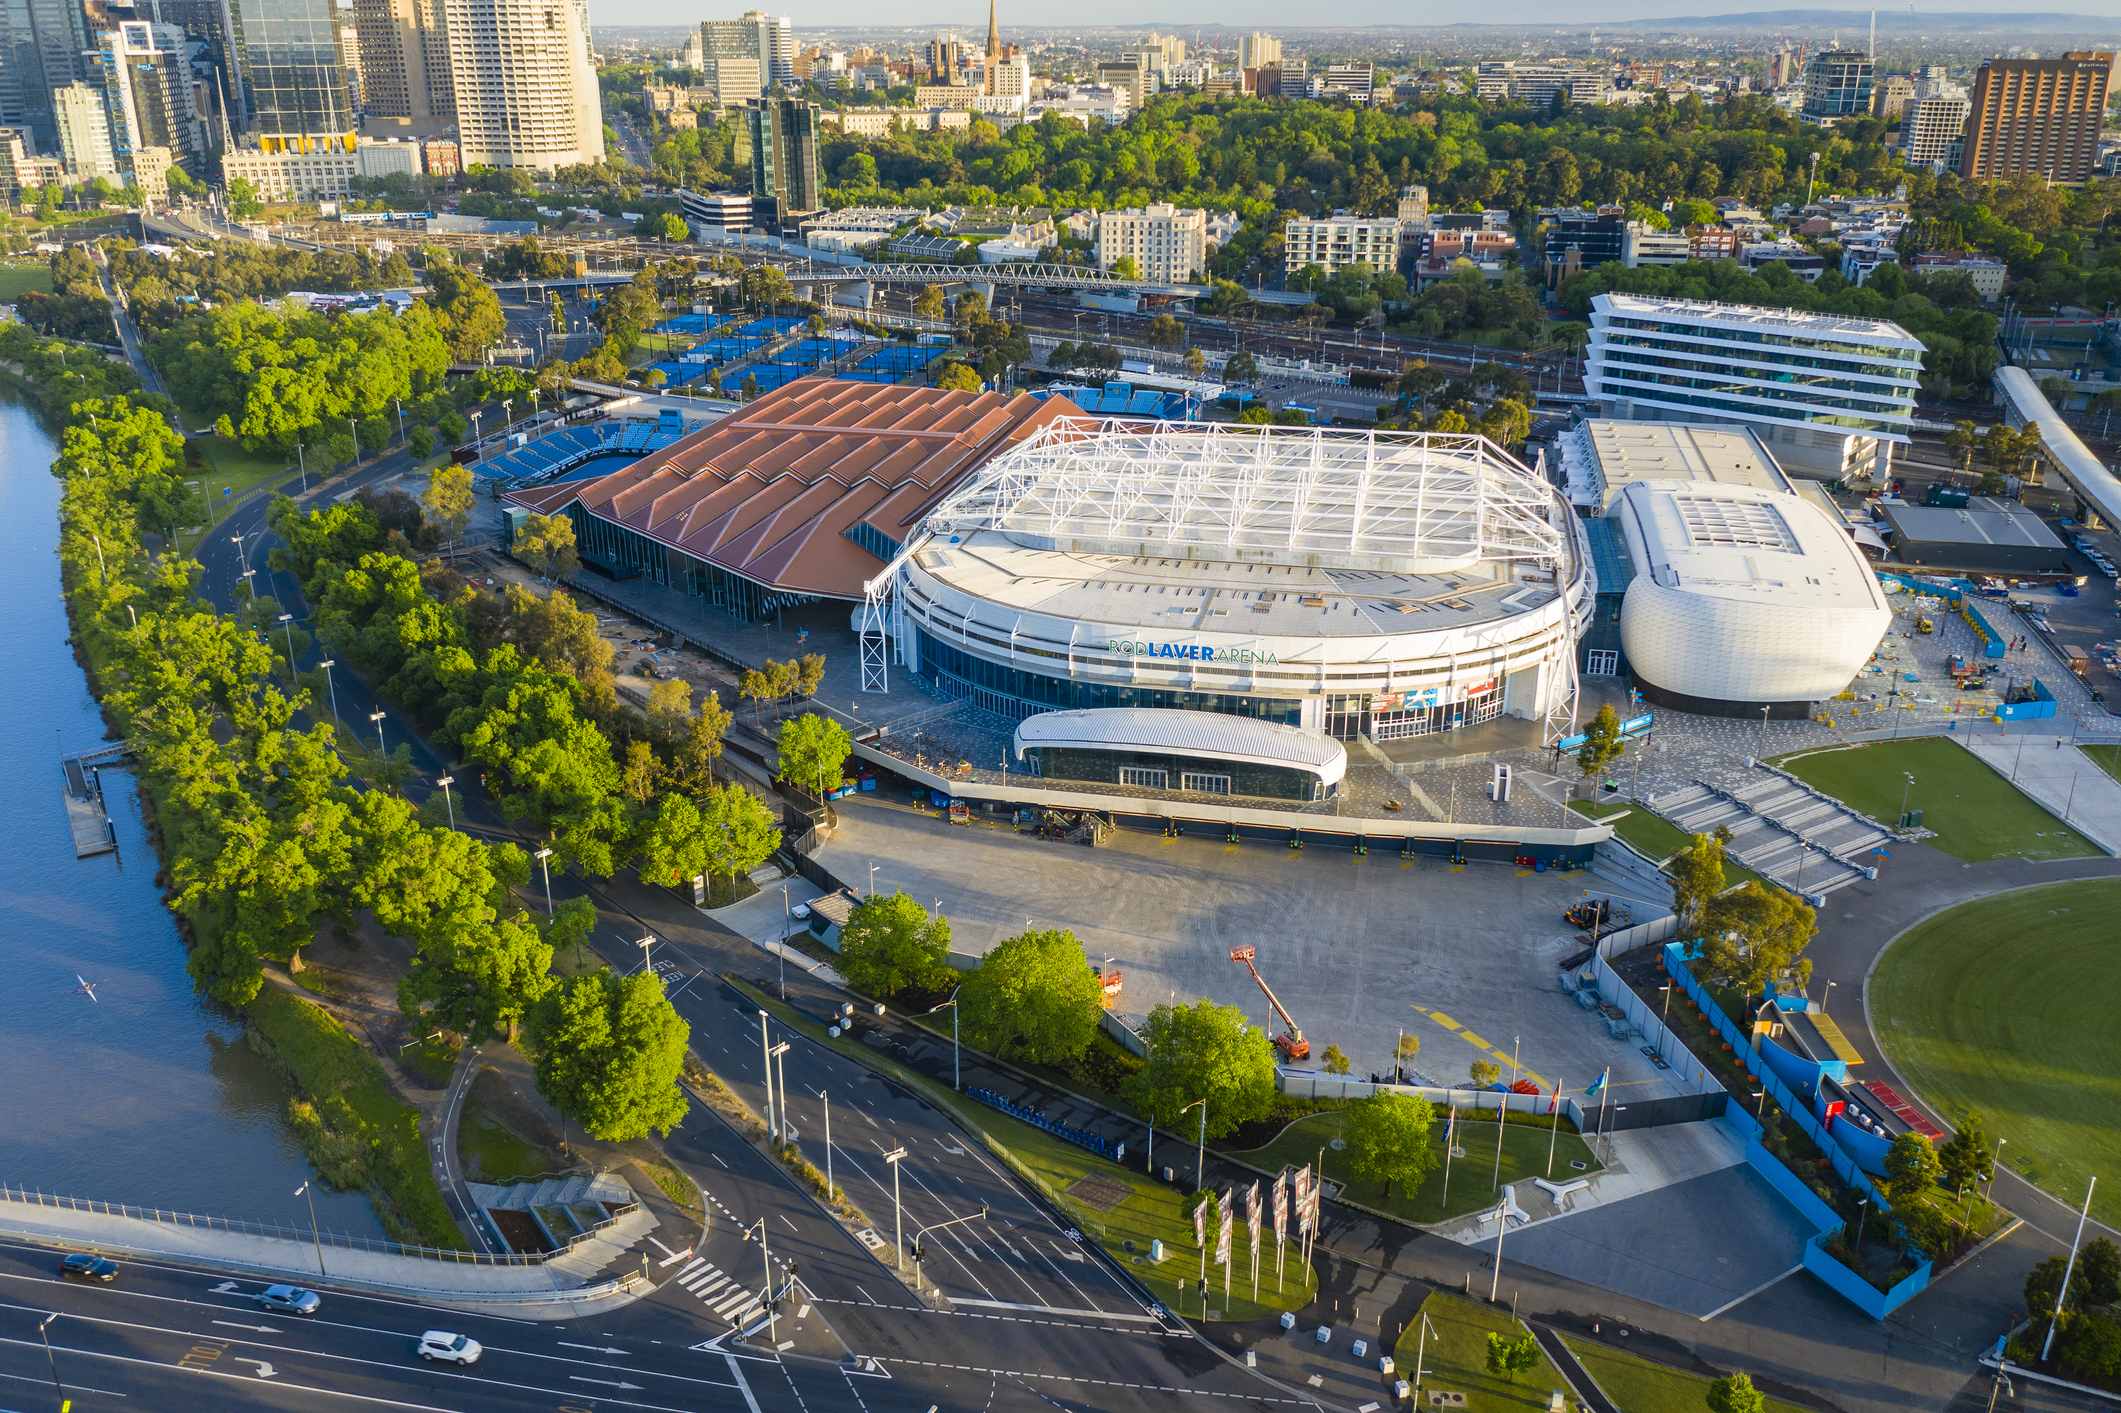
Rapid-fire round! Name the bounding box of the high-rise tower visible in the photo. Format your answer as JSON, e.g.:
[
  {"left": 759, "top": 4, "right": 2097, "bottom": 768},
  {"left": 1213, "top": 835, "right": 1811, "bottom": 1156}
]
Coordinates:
[{"left": 444, "top": 0, "right": 602, "bottom": 170}]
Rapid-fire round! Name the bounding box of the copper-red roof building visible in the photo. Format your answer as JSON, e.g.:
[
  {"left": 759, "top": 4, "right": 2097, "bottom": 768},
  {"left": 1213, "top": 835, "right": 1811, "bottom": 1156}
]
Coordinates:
[{"left": 505, "top": 377, "right": 1080, "bottom": 619}]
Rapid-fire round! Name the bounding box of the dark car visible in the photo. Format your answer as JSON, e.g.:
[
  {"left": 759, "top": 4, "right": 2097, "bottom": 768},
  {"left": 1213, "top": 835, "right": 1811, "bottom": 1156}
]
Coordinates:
[
  {"left": 260, "top": 1284, "right": 321, "bottom": 1315},
  {"left": 59, "top": 1254, "right": 118, "bottom": 1283}
]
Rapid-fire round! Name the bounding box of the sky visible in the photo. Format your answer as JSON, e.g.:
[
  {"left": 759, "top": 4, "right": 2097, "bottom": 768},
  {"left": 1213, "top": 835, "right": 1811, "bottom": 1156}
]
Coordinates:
[{"left": 596, "top": 1, "right": 2121, "bottom": 30}]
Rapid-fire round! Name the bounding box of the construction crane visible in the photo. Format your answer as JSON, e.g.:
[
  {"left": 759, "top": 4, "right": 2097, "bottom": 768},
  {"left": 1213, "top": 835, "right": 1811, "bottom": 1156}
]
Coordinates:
[{"left": 1229, "top": 946, "right": 1309, "bottom": 1060}]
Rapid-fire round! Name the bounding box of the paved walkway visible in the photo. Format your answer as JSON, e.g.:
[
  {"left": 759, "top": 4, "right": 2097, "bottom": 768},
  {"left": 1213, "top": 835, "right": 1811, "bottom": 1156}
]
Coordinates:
[
  {"left": 0, "top": 1190, "right": 645, "bottom": 1317},
  {"left": 1963, "top": 733, "right": 2121, "bottom": 853}
]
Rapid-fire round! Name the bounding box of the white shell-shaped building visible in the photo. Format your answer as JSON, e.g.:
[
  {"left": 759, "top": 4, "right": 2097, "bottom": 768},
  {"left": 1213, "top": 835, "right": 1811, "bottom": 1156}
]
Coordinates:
[{"left": 1607, "top": 478, "right": 1891, "bottom": 716}]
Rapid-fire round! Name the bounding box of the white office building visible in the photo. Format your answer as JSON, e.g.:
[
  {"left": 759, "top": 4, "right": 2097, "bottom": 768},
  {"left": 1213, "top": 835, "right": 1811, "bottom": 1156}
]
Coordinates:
[
  {"left": 1283, "top": 215, "right": 1404, "bottom": 278},
  {"left": 1899, "top": 81, "right": 1971, "bottom": 171},
  {"left": 53, "top": 81, "right": 117, "bottom": 180},
  {"left": 444, "top": 0, "right": 604, "bottom": 170},
  {"left": 1585, "top": 292, "right": 1924, "bottom": 481},
  {"left": 702, "top": 10, "right": 794, "bottom": 88},
  {"left": 1237, "top": 32, "right": 1279, "bottom": 72},
  {"left": 1097, "top": 203, "right": 1206, "bottom": 284}
]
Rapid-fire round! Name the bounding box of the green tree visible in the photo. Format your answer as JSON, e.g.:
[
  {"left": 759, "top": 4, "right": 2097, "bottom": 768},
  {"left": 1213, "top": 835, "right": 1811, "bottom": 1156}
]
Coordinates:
[
  {"left": 1223, "top": 350, "right": 1258, "bottom": 382},
  {"left": 524, "top": 968, "right": 690, "bottom": 1140},
  {"left": 935, "top": 362, "right": 982, "bottom": 392},
  {"left": 408, "top": 424, "right": 436, "bottom": 458},
  {"left": 958, "top": 927, "right": 1103, "bottom": 1065},
  {"left": 2027, "top": 1253, "right": 2078, "bottom": 1320},
  {"left": 1937, "top": 1120, "right": 1995, "bottom": 1194},
  {"left": 515, "top": 510, "right": 580, "bottom": 580},
  {"left": 1322, "top": 1043, "right": 1352, "bottom": 1076},
  {"left": 1576, "top": 702, "right": 1626, "bottom": 778},
  {"left": 836, "top": 890, "right": 951, "bottom": 997},
  {"left": 1341, "top": 1090, "right": 1436, "bottom": 1197},
  {"left": 699, "top": 781, "right": 778, "bottom": 890},
  {"left": 425, "top": 258, "right": 507, "bottom": 360},
  {"left": 1667, "top": 833, "right": 1728, "bottom": 934},
  {"left": 1702, "top": 882, "right": 1817, "bottom": 994},
  {"left": 656, "top": 212, "right": 690, "bottom": 242},
  {"left": 1122, "top": 999, "right": 1277, "bottom": 1137},
  {"left": 1484, "top": 1332, "right": 1541, "bottom": 1384},
  {"left": 1882, "top": 1131, "right": 1944, "bottom": 1204},
  {"left": 1469, "top": 1059, "right": 1501, "bottom": 1088},
  {"left": 397, "top": 912, "right": 554, "bottom": 1043},
  {"left": 2078, "top": 1237, "right": 2121, "bottom": 1307},
  {"left": 229, "top": 177, "right": 264, "bottom": 219},
  {"left": 1707, "top": 1372, "right": 1768, "bottom": 1413},
  {"left": 422, "top": 463, "right": 477, "bottom": 545},
  {"left": 913, "top": 285, "right": 947, "bottom": 320},
  {"left": 776, "top": 712, "right": 851, "bottom": 800},
  {"left": 2061, "top": 1318, "right": 2121, "bottom": 1382},
  {"left": 542, "top": 893, "right": 599, "bottom": 971},
  {"left": 636, "top": 792, "right": 709, "bottom": 887}
]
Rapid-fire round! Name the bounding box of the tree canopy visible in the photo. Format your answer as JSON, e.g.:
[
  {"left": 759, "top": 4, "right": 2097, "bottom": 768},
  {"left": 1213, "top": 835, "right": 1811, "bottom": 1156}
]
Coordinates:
[
  {"left": 957, "top": 927, "right": 1103, "bottom": 1066},
  {"left": 836, "top": 891, "right": 952, "bottom": 997},
  {"left": 525, "top": 968, "right": 690, "bottom": 1140},
  {"left": 1123, "top": 999, "right": 1278, "bottom": 1138}
]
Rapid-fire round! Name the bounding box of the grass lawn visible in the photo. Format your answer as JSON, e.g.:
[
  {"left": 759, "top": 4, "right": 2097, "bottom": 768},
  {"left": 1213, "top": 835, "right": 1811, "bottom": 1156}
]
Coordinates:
[
  {"left": 2081, "top": 742, "right": 2121, "bottom": 786},
  {"left": 1562, "top": 1336, "right": 1815, "bottom": 1413},
  {"left": 1392, "top": 1292, "right": 1568, "bottom": 1410},
  {"left": 0, "top": 265, "right": 52, "bottom": 300},
  {"left": 1769, "top": 737, "right": 2099, "bottom": 862},
  {"left": 1231, "top": 1110, "right": 1600, "bottom": 1226},
  {"left": 1870, "top": 878, "right": 2121, "bottom": 1227},
  {"left": 729, "top": 978, "right": 1317, "bottom": 1323},
  {"left": 245, "top": 987, "right": 467, "bottom": 1248},
  {"left": 1569, "top": 800, "right": 1768, "bottom": 889},
  {"left": 458, "top": 1096, "right": 557, "bottom": 1184}
]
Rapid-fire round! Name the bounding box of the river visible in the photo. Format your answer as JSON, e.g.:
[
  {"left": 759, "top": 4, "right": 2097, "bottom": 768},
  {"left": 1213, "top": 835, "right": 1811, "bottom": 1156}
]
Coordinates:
[{"left": 0, "top": 395, "right": 384, "bottom": 1237}]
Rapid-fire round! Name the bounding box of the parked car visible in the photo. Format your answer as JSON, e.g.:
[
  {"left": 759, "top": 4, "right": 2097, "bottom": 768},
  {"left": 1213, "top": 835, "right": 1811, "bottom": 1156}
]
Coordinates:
[
  {"left": 416, "top": 1330, "right": 482, "bottom": 1365},
  {"left": 59, "top": 1253, "right": 118, "bottom": 1282},
  {"left": 260, "top": 1285, "right": 321, "bottom": 1316}
]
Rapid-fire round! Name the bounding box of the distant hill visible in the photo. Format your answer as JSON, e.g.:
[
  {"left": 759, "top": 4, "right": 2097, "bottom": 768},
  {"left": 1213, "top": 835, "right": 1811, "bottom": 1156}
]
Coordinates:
[{"left": 1601, "top": 9, "right": 2116, "bottom": 30}]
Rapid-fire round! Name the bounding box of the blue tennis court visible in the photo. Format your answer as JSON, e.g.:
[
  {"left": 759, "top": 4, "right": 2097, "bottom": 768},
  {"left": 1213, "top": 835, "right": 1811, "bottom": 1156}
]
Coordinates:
[
  {"left": 734, "top": 364, "right": 809, "bottom": 395},
  {"left": 736, "top": 316, "right": 805, "bottom": 338},
  {"left": 852, "top": 345, "right": 936, "bottom": 374},
  {"left": 639, "top": 361, "right": 692, "bottom": 386},
  {"left": 652, "top": 313, "right": 709, "bottom": 334},
  {"left": 776, "top": 338, "right": 867, "bottom": 367}
]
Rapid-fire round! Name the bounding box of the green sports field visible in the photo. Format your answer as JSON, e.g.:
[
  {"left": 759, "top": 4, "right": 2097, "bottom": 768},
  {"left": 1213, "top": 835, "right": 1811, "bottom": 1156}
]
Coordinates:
[
  {"left": 1771, "top": 736, "right": 2100, "bottom": 862},
  {"left": 1870, "top": 878, "right": 2121, "bottom": 1226}
]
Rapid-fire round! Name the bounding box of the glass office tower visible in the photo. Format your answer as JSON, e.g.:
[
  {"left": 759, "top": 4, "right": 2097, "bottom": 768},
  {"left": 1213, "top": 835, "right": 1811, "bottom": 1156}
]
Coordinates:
[{"left": 235, "top": 0, "right": 354, "bottom": 151}]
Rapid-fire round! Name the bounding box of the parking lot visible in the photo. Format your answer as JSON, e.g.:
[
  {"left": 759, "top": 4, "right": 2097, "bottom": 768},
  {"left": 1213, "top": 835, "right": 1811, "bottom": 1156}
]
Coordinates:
[{"left": 814, "top": 794, "right": 1704, "bottom": 1109}]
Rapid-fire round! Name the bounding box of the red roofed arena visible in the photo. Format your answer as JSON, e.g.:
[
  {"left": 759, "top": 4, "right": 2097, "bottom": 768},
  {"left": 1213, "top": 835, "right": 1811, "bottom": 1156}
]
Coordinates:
[{"left": 504, "top": 377, "right": 1079, "bottom": 624}]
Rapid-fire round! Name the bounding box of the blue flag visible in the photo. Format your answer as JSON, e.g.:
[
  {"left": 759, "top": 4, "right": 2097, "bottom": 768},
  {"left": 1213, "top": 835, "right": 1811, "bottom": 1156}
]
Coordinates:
[{"left": 1585, "top": 1068, "right": 1609, "bottom": 1099}]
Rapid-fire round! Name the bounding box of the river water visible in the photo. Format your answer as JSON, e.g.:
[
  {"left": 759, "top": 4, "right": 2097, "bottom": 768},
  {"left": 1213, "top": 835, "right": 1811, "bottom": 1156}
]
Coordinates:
[{"left": 0, "top": 395, "right": 384, "bottom": 1237}]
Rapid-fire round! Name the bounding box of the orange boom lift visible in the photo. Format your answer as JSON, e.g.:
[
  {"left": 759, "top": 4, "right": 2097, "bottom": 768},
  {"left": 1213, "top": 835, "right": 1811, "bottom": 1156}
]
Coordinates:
[{"left": 1229, "top": 945, "right": 1310, "bottom": 1060}]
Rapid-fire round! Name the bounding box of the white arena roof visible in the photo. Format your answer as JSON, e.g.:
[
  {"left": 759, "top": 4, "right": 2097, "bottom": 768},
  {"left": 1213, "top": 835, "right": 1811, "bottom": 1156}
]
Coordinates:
[
  {"left": 912, "top": 421, "right": 1565, "bottom": 577},
  {"left": 1012, "top": 708, "right": 1349, "bottom": 786},
  {"left": 1609, "top": 478, "right": 1891, "bottom": 709}
]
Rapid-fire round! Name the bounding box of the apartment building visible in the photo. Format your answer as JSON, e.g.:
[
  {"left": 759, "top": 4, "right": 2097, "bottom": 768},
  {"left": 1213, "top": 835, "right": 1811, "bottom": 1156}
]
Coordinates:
[
  {"left": 1960, "top": 52, "right": 2113, "bottom": 184},
  {"left": 1802, "top": 50, "right": 1873, "bottom": 118},
  {"left": 52, "top": 81, "right": 115, "bottom": 180},
  {"left": 1096, "top": 203, "right": 1207, "bottom": 284},
  {"left": 1907, "top": 251, "right": 2007, "bottom": 301},
  {"left": 444, "top": 0, "right": 602, "bottom": 169},
  {"left": 1236, "top": 32, "right": 1279, "bottom": 72},
  {"left": 1898, "top": 80, "right": 1970, "bottom": 171},
  {"left": 702, "top": 10, "right": 794, "bottom": 88},
  {"left": 1284, "top": 214, "right": 1404, "bottom": 278}
]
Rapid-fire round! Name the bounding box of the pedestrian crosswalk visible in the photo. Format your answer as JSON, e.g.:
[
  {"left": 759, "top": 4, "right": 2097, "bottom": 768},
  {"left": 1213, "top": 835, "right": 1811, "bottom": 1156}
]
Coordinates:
[{"left": 670, "top": 1257, "right": 766, "bottom": 1328}]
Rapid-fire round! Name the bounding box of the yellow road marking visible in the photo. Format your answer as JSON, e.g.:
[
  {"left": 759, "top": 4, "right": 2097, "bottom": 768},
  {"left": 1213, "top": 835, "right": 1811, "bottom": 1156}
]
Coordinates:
[
  {"left": 1461, "top": 1030, "right": 1493, "bottom": 1049},
  {"left": 1427, "top": 1011, "right": 1460, "bottom": 1031},
  {"left": 1411, "top": 1005, "right": 1551, "bottom": 1089},
  {"left": 1400, "top": 860, "right": 1415, "bottom": 868},
  {"left": 1450, "top": 865, "right": 1465, "bottom": 872},
  {"left": 1516, "top": 869, "right": 1536, "bottom": 877},
  {"left": 1224, "top": 845, "right": 1239, "bottom": 852}
]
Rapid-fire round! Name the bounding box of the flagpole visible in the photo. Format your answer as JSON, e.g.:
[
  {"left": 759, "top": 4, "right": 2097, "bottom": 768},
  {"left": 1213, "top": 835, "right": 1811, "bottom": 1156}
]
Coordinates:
[
  {"left": 1491, "top": 1090, "right": 1507, "bottom": 1192},
  {"left": 1547, "top": 1079, "right": 1563, "bottom": 1177},
  {"left": 1441, "top": 1094, "right": 1457, "bottom": 1210}
]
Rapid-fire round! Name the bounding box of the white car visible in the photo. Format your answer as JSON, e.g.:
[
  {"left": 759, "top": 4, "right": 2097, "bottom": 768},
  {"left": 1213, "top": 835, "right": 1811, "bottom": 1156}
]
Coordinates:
[{"left": 417, "top": 1330, "right": 482, "bottom": 1365}]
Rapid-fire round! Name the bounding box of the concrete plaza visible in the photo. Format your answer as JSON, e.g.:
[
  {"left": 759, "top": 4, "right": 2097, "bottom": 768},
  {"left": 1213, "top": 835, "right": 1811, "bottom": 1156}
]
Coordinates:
[{"left": 813, "top": 795, "right": 1700, "bottom": 1107}]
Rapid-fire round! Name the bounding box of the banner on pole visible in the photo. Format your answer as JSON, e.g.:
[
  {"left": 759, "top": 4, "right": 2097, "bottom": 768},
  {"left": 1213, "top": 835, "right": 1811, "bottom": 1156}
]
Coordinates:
[
  {"left": 1272, "top": 1170, "right": 1288, "bottom": 1243},
  {"left": 1193, "top": 1192, "right": 1206, "bottom": 1248},
  {"left": 1245, "top": 1181, "right": 1261, "bottom": 1255},
  {"left": 1293, "top": 1165, "right": 1313, "bottom": 1238},
  {"left": 1216, "top": 1188, "right": 1233, "bottom": 1265}
]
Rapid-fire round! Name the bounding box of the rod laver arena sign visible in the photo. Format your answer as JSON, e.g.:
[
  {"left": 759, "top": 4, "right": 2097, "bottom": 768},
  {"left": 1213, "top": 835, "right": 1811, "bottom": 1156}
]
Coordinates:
[{"left": 1106, "top": 639, "right": 1281, "bottom": 665}]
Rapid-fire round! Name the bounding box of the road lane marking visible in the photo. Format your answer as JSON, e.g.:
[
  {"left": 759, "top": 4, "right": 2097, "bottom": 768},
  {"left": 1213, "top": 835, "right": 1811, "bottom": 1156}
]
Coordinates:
[{"left": 949, "top": 1299, "right": 1159, "bottom": 1322}]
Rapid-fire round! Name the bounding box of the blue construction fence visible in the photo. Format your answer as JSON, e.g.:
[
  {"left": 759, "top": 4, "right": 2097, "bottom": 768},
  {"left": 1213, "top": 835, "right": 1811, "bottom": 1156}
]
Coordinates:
[
  {"left": 1996, "top": 676, "right": 2058, "bottom": 720},
  {"left": 966, "top": 1088, "right": 1125, "bottom": 1164},
  {"left": 1663, "top": 943, "right": 1932, "bottom": 1320},
  {"left": 1874, "top": 571, "right": 2007, "bottom": 659}
]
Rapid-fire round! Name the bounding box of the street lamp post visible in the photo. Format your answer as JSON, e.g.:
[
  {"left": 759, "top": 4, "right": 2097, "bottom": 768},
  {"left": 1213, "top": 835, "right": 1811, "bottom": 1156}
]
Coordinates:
[
  {"left": 295, "top": 442, "right": 307, "bottom": 493},
  {"left": 368, "top": 709, "right": 387, "bottom": 752},
  {"left": 278, "top": 612, "right": 297, "bottom": 677},
  {"left": 436, "top": 775, "right": 455, "bottom": 830},
  {"left": 38, "top": 1313, "right": 67, "bottom": 1409},
  {"left": 1822, "top": 980, "right": 1836, "bottom": 1016},
  {"left": 394, "top": 396, "right": 407, "bottom": 449},
  {"left": 347, "top": 416, "right": 359, "bottom": 467},
  {"left": 884, "top": 1148, "right": 909, "bottom": 1270},
  {"left": 758, "top": 1012, "right": 778, "bottom": 1140},
  {"left": 1899, "top": 772, "right": 1915, "bottom": 830},
  {"left": 295, "top": 1179, "right": 326, "bottom": 1276},
  {"left": 636, "top": 934, "right": 657, "bottom": 976},
  {"left": 534, "top": 847, "right": 554, "bottom": 914},
  {"left": 319, "top": 659, "right": 339, "bottom": 721},
  {"left": 1488, "top": 1192, "right": 1510, "bottom": 1302},
  {"left": 924, "top": 996, "right": 960, "bottom": 1090},
  {"left": 1988, "top": 1137, "right": 2007, "bottom": 1199},
  {"left": 1181, "top": 1097, "right": 1208, "bottom": 1189},
  {"left": 738, "top": 1217, "right": 778, "bottom": 1344},
  {"left": 909, "top": 1205, "right": 990, "bottom": 1293}
]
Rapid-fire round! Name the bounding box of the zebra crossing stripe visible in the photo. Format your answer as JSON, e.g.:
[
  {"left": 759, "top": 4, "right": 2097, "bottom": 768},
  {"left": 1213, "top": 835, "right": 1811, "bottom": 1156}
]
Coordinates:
[
  {"left": 679, "top": 1267, "right": 718, "bottom": 1289},
  {"left": 711, "top": 1289, "right": 755, "bottom": 1319}
]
